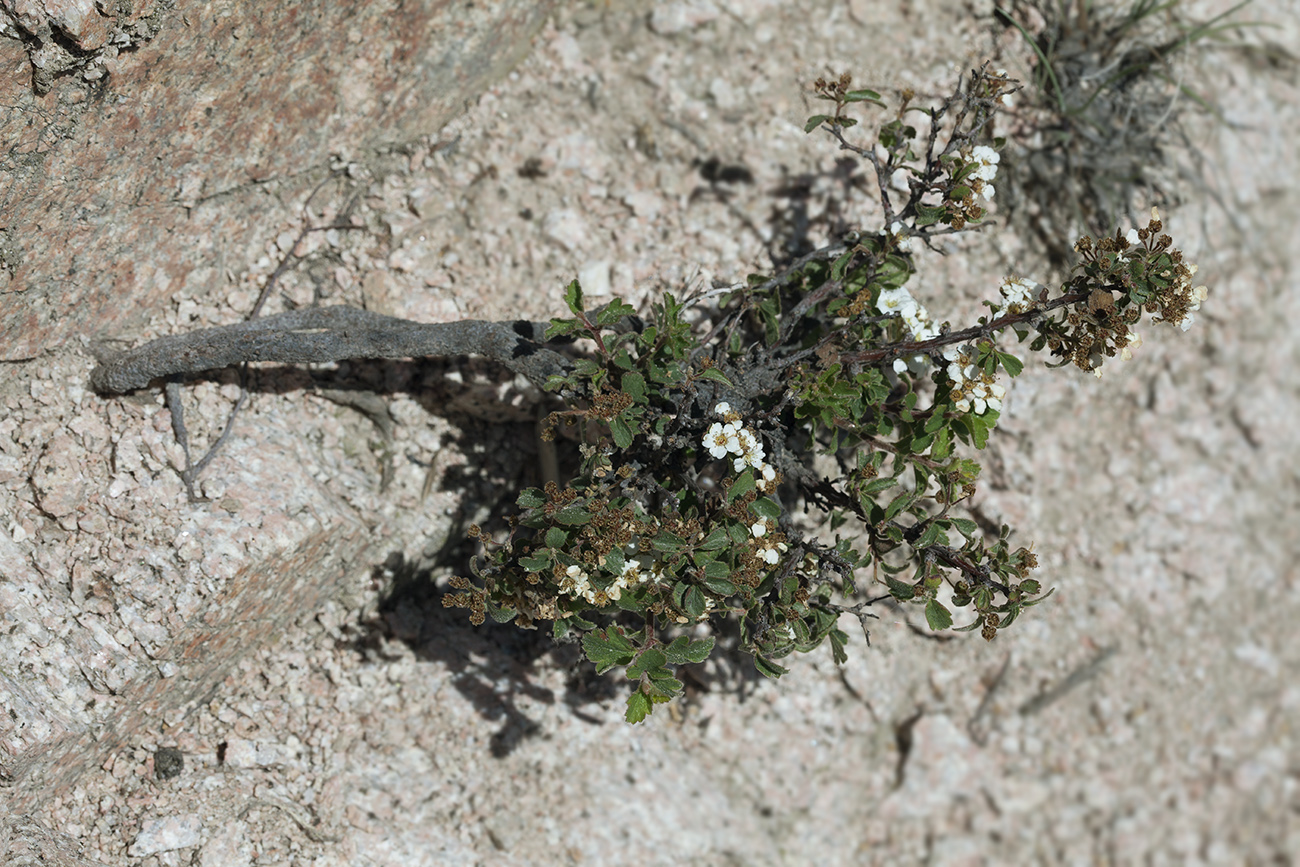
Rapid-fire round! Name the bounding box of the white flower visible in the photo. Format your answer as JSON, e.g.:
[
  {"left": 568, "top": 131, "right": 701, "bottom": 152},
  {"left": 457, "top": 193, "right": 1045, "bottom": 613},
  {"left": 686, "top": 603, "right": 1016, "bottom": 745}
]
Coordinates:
[
  {"left": 751, "top": 520, "right": 767, "bottom": 538},
  {"left": 901, "top": 304, "right": 938, "bottom": 341},
  {"left": 761, "top": 547, "right": 780, "bottom": 565},
  {"left": 893, "top": 358, "right": 909, "bottom": 374},
  {"left": 736, "top": 428, "right": 761, "bottom": 457},
  {"left": 1120, "top": 330, "right": 1142, "bottom": 361},
  {"left": 876, "top": 286, "right": 915, "bottom": 316},
  {"left": 1125, "top": 228, "right": 1140, "bottom": 246},
  {"left": 887, "top": 220, "right": 914, "bottom": 252},
  {"left": 1000, "top": 278, "right": 1034, "bottom": 302},
  {"left": 970, "top": 146, "right": 1000, "bottom": 184},
  {"left": 605, "top": 585, "right": 621, "bottom": 602},
  {"left": 704, "top": 422, "right": 731, "bottom": 459},
  {"left": 714, "top": 401, "right": 732, "bottom": 416}
]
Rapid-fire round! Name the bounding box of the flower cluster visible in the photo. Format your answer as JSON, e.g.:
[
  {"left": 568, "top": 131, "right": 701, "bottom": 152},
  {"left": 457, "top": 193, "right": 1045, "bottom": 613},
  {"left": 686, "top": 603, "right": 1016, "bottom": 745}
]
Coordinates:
[
  {"left": 703, "top": 403, "right": 778, "bottom": 492},
  {"left": 748, "top": 519, "right": 789, "bottom": 566},
  {"left": 943, "top": 343, "right": 1006, "bottom": 415},
  {"left": 876, "top": 285, "right": 940, "bottom": 374},
  {"left": 968, "top": 145, "right": 1000, "bottom": 201},
  {"left": 1156, "top": 257, "right": 1208, "bottom": 333},
  {"left": 559, "top": 558, "right": 655, "bottom": 606},
  {"left": 998, "top": 277, "right": 1040, "bottom": 314},
  {"left": 1064, "top": 208, "right": 1208, "bottom": 378}
]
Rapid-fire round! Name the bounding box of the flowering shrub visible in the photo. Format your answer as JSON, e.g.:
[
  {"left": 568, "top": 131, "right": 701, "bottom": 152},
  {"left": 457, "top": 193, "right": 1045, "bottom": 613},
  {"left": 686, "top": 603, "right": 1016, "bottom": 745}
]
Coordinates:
[{"left": 442, "top": 65, "right": 1208, "bottom": 723}]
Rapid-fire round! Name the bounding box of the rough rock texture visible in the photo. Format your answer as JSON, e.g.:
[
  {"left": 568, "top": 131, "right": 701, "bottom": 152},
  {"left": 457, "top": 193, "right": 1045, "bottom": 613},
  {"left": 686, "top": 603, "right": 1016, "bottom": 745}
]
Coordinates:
[
  {"left": 0, "top": 0, "right": 555, "bottom": 860},
  {"left": 1, "top": 0, "right": 1297, "bottom": 864},
  {"left": 0, "top": 0, "right": 558, "bottom": 359}
]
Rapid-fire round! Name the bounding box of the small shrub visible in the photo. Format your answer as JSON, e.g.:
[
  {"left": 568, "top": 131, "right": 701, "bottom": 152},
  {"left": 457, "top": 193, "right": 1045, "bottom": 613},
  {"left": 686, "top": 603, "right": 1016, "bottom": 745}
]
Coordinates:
[
  {"left": 90, "top": 63, "right": 1208, "bottom": 725},
  {"left": 441, "top": 65, "right": 1209, "bottom": 723}
]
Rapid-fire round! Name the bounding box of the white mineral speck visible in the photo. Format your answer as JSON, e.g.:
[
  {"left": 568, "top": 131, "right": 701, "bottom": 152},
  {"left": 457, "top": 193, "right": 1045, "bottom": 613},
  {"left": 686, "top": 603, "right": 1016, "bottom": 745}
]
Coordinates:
[{"left": 128, "top": 815, "right": 202, "bottom": 857}]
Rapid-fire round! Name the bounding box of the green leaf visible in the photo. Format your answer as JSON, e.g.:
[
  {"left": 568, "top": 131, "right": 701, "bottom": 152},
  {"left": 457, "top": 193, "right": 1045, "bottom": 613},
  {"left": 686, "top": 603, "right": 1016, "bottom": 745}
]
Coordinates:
[
  {"left": 1021, "top": 587, "right": 1056, "bottom": 608},
  {"left": 928, "top": 427, "right": 951, "bottom": 462},
  {"left": 704, "top": 575, "right": 737, "bottom": 596},
  {"left": 516, "top": 488, "right": 546, "bottom": 509},
  {"left": 625, "top": 691, "right": 653, "bottom": 724},
  {"left": 754, "top": 655, "right": 789, "bottom": 679},
  {"left": 804, "top": 114, "right": 832, "bottom": 133},
  {"left": 843, "top": 88, "right": 884, "bottom": 104},
  {"left": 488, "top": 604, "right": 517, "bottom": 624},
  {"left": 564, "top": 278, "right": 584, "bottom": 318},
  {"left": 697, "top": 367, "right": 733, "bottom": 386},
  {"left": 610, "top": 415, "right": 634, "bottom": 449},
  {"left": 583, "top": 627, "right": 638, "bottom": 674},
  {"left": 726, "top": 469, "right": 756, "bottom": 504},
  {"left": 652, "top": 531, "right": 685, "bottom": 553},
  {"left": 925, "top": 599, "right": 953, "bottom": 631},
  {"left": 702, "top": 559, "right": 731, "bottom": 579},
  {"left": 664, "top": 635, "right": 716, "bottom": 665},
  {"left": 829, "top": 629, "right": 848, "bottom": 665},
  {"left": 644, "top": 671, "right": 684, "bottom": 698},
  {"left": 700, "top": 527, "right": 731, "bottom": 551},
  {"left": 621, "top": 371, "right": 647, "bottom": 403},
  {"left": 968, "top": 409, "right": 999, "bottom": 449},
  {"left": 751, "top": 497, "right": 781, "bottom": 520},
  {"left": 997, "top": 352, "right": 1024, "bottom": 377},
  {"left": 886, "top": 575, "right": 915, "bottom": 601},
  {"left": 914, "top": 522, "right": 948, "bottom": 549},
  {"left": 685, "top": 636, "right": 715, "bottom": 663},
  {"left": 545, "top": 318, "right": 582, "bottom": 340},
  {"left": 830, "top": 249, "right": 856, "bottom": 281},
  {"left": 883, "top": 491, "right": 914, "bottom": 521},
  {"left": 604, "top": 547, "right": 625, "bottom": 576},
  {"left": 915, "top": 203, "right": 946, "bottom": 227},
  {"left": 947, "top": 517, "right": 979, "bottom": 538},
  {"left": 862, "top": 477, "right": 898, "bottom": 495},
  {"left": 554, "top": 504, "right": 593, "bottom": 526},
  {"left": 663, "top": 636, "right": 692, "bottom": 665},
  {"left": 596, "top": 298, "right": 636, "bottom": 327},
  {"left": 627, "top": 647, "right": 668, "bottom": 680},
  {"left": 683, "top": 586, "right": 707, "bottom": 619},
  {"left": 520, "top": 552, "right": 553, "bottom": 572},
  {"left": 545, "top": 527, "right": 568, "bottom": 549}
]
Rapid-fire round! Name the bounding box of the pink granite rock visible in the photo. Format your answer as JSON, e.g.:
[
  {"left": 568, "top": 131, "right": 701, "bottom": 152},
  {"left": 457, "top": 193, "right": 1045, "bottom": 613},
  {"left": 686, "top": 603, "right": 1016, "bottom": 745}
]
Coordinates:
[{"left": 0, "top": 0, "right": 557, "bottom": 360}]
